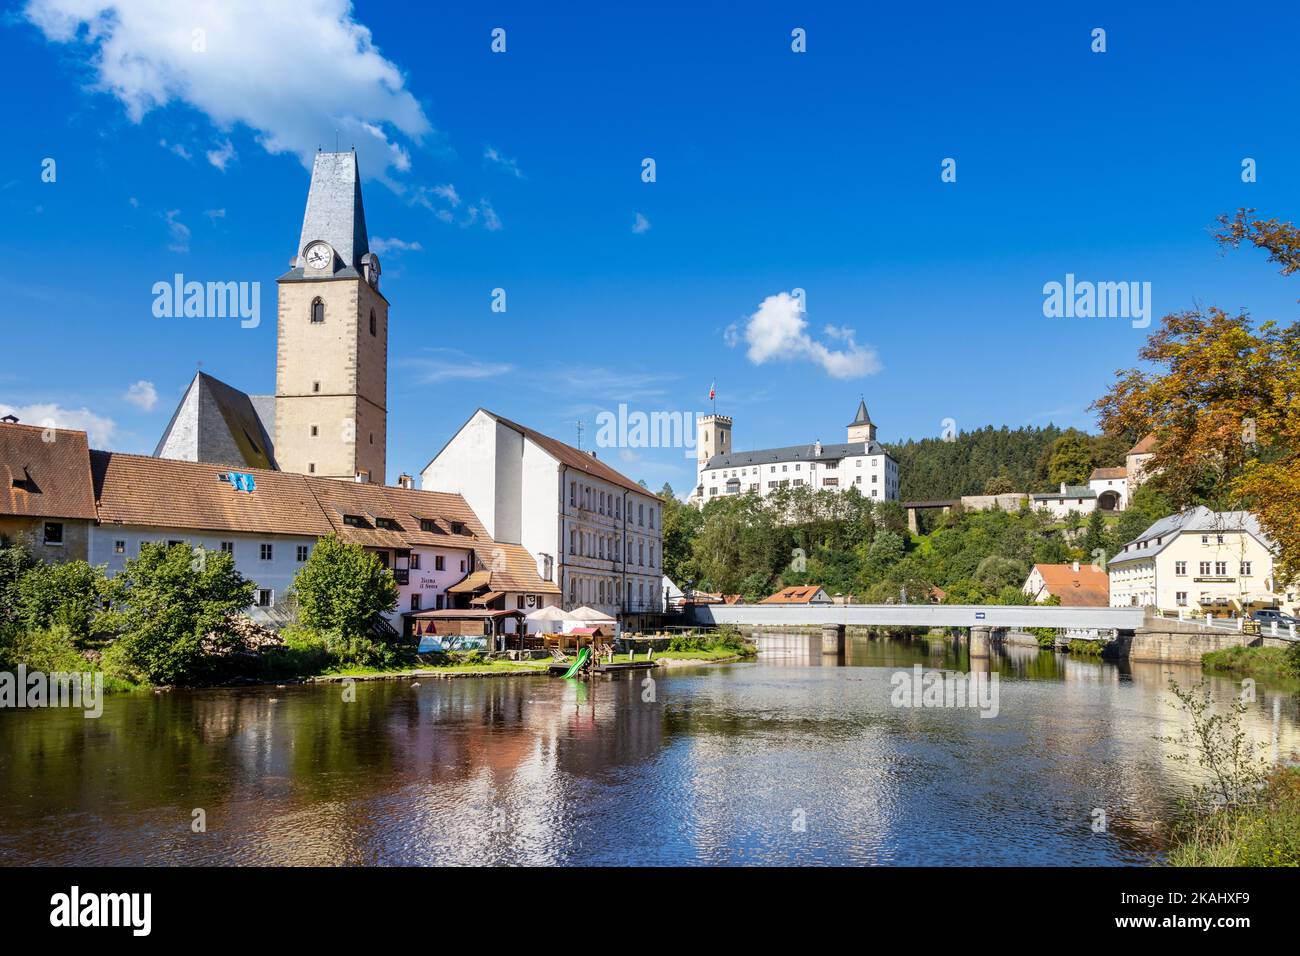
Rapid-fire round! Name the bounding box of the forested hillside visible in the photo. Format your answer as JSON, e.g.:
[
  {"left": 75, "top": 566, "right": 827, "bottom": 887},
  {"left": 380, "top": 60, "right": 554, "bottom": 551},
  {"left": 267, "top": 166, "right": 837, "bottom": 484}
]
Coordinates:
[{"left": 885, "top": 425, "right": 1131, "bottom": 501}]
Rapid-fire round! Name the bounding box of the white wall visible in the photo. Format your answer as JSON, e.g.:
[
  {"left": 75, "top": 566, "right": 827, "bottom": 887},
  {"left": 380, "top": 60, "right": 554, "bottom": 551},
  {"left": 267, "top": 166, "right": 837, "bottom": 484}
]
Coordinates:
[{"left": 421, "top": 410, "right": 500, "bottom": 538}]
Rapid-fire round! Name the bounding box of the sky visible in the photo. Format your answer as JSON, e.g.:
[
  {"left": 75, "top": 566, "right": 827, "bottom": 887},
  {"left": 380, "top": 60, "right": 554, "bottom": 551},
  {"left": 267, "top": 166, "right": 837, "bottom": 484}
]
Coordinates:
[{"left": 1, "top": 0, "right": 1298, "bottom": 496}]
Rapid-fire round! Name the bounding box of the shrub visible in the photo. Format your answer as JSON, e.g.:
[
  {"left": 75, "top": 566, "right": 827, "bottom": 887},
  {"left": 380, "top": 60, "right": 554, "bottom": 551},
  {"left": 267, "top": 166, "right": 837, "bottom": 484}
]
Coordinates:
[
  {"left": 98, "top": 543, "right": 255, "bottom": 685},
  {"left": 0, "top": 622, "right": 85, "bottom": 672},
  {"left": 322, "top": 631, "right": 403, "bottom": 669},
  {"left": 16, "top": 560, "right": 106, "bottom": 635},
  {"left": 291, "top": 535, "right": 398, "bottom": 637},
  {"left": 0, "top": 543, "right": 37, "bottom": 626}
]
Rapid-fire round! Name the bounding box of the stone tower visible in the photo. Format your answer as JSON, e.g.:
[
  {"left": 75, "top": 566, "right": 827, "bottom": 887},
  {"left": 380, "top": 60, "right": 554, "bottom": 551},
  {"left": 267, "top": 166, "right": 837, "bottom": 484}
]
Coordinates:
[
  {"left": 275, "top": 151, "right": 387, "bottom": 484},
  {"left": 847, "top": 398, "right": 876, "bottom": 444},
  {"left": 695, "top": 414, "right": 732, "bottom": 488}
]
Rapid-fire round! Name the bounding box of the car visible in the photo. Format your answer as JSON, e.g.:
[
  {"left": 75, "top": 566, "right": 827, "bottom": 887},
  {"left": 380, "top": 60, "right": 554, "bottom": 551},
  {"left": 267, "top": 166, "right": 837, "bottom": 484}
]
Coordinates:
[{"left": 1250, "top": 609, "right": 1300, "bottom": 628}]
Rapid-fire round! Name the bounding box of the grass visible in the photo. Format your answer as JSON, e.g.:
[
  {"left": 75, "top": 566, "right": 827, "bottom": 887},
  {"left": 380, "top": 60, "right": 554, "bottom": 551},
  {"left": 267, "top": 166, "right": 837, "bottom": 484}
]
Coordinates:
[
  {"left": 1202, "top": 645, "right": 1300, "bottom": 686},
  {"left": 1166, "top": 767, "right": 1300, "bottom": 866},
  {"left": 654, "top": 647, "right": 751, "bottom": 661}
]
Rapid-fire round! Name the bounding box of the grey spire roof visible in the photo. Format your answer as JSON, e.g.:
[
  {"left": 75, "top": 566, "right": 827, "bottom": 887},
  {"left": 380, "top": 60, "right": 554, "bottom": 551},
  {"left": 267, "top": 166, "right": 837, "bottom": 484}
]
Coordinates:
[
  {"left": 154, "top": 372, "right": 277, "bottom": 471},
  {"left": 294, "top": 150, "right": 369, "bottom": 271},
  {"left": 849, "top": 398, "right": 872, "bottom": 427}
]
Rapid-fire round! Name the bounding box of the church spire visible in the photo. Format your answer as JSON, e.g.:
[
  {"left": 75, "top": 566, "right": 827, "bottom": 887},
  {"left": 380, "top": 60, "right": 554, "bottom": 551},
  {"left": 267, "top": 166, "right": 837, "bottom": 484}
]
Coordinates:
[
  {"left": 294, "top": 150, "right": 370, "bottom": 272},
  {"left": 849, "top": 397, "right": 872, "bottom": 427}
]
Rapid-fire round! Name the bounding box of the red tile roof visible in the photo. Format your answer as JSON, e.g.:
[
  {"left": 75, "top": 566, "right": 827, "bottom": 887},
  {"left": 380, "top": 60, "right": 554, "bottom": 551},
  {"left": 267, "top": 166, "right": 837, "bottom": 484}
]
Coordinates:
[
  {"left": 1089, "top": 466, "right": 1127, "bottom": 480},
  {"left": 760, "top": 585, "right": 829, "bottom": 604},
  {"left": 1030, "top": 563, "right": 1110, "bottom": 607},
  {"left": 0, "top": 423, "right": 97, "bottom": 520},
  {"left": 1127, "top": 434, "right": 1157, "bottom": 455}
]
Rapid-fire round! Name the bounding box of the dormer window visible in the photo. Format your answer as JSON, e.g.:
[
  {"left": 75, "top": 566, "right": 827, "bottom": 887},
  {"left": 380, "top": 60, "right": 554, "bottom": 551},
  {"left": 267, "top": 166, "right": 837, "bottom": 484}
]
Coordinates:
[
  {"left": 419, "top": 518, "right": 439, "bottom": 533},
  {"left": 376, "top": 517, "right": 401, "bottom": 531},
  {"left": 342, "top": 514, "right": 367, "bottom": 528},
  {"left": 450, "top": 521, "right": 466, "bottom": 535},
  {"left": 310, "top": 298, "right": 325, "bottom": 324}
]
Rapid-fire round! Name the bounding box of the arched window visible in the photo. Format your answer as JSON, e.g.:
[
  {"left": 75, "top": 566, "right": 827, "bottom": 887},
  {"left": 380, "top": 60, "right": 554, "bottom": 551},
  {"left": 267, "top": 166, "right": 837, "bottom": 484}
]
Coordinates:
[
  {"left": 310, "top": 298, "right": 325, "bottom": 324},
  {"left": 369, "top": 308, "right": 376, "bottom": 336}
]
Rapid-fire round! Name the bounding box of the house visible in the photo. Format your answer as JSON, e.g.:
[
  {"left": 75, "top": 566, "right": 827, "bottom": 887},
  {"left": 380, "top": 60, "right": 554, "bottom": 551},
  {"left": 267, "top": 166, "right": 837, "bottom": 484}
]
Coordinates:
[
  {"left": 1030, "top": 482, "right": 1097, "bottom": 519},
  {"left": 690, "top": 399, "right": 900, "bottom": 506},
  {"left": 1126, "top": 434, "right": 1157, "bottom": 490},
  {"left": 421, "top": 408, "right": 664, "bottom": 616},
  {"left": 1107, "top": 506, "right": 1295, "bottom": 616},
  {"left": 1023, "top": 562, "right": 1109, "bottom": 607},
  {"left": 760, "top": 585, "right": 833, "bottom": 605},
  {"left": 0, "top": 420, "right": 97, "bottom": 561},
  {"left": 1087, "top": 467, "right": 1128, "bottom": 511}
]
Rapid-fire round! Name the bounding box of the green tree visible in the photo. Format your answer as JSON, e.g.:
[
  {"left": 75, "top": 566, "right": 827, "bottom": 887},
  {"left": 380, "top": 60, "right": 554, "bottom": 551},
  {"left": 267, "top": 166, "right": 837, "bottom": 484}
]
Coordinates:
[
  {"left": 1046, "top": 431, "right": 1093, "bottom": 486},
  {"left": 291, "top": 534, "right": 398, "bottom": 637},
  {"left": 659, "top": 483, "right": 702, "bottom": 586},
  {"left": 17, "top": 560, "right": 106, "bottom": 635},
  {"left": 1081, "top": 508, "right": 1107, "bottom": 562},
  {"left": 100, "top": 543, "right": 255, "bottom": 684},
  {"left": 0, "top": 542, "right": 37, "bottom": 626},
  {"left": 983, "top": 473, "right": 1016, "bottom": 495}
]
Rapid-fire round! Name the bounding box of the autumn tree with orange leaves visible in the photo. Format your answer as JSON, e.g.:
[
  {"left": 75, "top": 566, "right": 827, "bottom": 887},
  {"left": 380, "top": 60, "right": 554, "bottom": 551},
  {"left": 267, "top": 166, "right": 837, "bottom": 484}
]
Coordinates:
[{"left": 1091, "top": 209, "right": 1300, "bottom": 582}]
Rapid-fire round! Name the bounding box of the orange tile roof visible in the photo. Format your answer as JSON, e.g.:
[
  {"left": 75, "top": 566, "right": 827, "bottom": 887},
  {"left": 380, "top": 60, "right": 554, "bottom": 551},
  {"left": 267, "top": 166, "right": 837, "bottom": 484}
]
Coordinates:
[
  {"left": 1030, "top": 563, "right": 1110, "bottom": 607},
  {"left": 760, "top": 585, "right": 828, "bottom": 604},
  {"left": 1127, "top": 433, "right": 1157, "bottom": 455},
  {"left": 1089, "top": 466, "right": 1127, "bottom": 480},
  {"left": 0, "top": 423, "right": 97, "bottom": 520}
]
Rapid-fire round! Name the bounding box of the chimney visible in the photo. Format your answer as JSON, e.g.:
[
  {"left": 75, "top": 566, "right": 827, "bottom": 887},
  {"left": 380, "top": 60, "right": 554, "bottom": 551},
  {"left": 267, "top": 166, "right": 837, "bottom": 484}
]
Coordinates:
[
  {"left": 354, "top": 470, "right": 369, "bottom": 484},
  {"left": 397, "top": 473, "right": 414, "bottom": 489},
  {"left": 589, "top": 450, "right": 597, "bottom": 458}
]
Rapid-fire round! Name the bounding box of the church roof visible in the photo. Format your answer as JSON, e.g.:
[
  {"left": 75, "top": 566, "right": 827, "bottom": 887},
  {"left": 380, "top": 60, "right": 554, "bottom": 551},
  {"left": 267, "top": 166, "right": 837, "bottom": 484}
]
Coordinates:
[
  {"left": 153, "top": 371, "right": 277, "bottom": 471},
  {"left": 703, "top": 439, "right": 891, "bottom": 471},
  {"left": 283, "top": 150, "right": 370, "bottom": 278},
  {"left": 848, "top": 398, "right": 873, "bottom": 427}
]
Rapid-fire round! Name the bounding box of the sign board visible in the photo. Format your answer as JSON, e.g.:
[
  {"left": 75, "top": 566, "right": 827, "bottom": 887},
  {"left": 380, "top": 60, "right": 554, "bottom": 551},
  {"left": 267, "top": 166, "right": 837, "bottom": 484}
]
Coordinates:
[{"left": 974, "top": 611, "right": 986, "bottom": 620}]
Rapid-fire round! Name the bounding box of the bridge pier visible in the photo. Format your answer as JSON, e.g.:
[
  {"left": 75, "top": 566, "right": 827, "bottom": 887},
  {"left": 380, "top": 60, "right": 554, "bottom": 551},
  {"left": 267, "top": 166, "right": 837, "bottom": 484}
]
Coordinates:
[
  {"left": 969, "top": 626, "right": 991, "bottom": 658},
  {"left": 821, "top": 623, "right": 846, "bottom": 655}
]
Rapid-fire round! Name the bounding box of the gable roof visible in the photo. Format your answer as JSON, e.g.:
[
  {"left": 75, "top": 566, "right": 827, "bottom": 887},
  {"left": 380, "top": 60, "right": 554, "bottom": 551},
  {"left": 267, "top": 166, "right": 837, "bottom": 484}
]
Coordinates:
[
  {"left": 1128, "top": 433, "right": 1157, "bottom": 456},
  {"left": 704, "top": 439, "right": 891, "bottom": 471},
  {"left": 0, "top": 422, "right": 97, "bottom": 520},
  {"left": 486, "top": 410, "right": 653, "bottom": 498},
  {"left": 153, "top": 371, "right": 276, "bottom": 470},
  {"left": 760, "top": 585, "right": 830, "bottom": 604},
  {"left": 1109, "top": 506, "right": 1275, "bottom": 564},
  {"left": 1089, "top": 466, "right": 1127, "bottom": 480},
  {"left": 1029, "top": 563, "right": 1109, "bottom": 607}
]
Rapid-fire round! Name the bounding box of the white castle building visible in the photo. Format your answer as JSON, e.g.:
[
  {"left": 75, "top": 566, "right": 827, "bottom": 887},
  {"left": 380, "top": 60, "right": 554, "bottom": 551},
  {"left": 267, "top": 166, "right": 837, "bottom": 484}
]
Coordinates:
[{"left": 689, "top": 400, "right": 900, "bottom": 506}]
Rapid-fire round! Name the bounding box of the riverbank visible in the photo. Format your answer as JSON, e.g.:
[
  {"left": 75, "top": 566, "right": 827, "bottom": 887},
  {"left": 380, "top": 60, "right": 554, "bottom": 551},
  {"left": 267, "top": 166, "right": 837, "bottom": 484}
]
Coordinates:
[
  {"left": 1166, "top": 767, "right": 1300, "bottom": 866},
  {"left": 1201, "top": 645, "right": 1300, "bottom": 687}
]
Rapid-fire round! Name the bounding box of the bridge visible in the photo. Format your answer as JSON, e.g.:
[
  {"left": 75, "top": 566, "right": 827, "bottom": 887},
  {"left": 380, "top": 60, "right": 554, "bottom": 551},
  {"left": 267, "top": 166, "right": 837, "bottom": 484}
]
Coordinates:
[{"left": 691, "top": 603, "right": 1145, "bottom": 631}]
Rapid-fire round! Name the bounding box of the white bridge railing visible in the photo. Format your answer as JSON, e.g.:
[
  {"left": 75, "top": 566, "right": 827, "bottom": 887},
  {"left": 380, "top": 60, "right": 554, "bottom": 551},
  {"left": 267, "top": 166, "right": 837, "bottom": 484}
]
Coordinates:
[{"left": 693, "top": 603, "right": 1147, "bottom": 630}]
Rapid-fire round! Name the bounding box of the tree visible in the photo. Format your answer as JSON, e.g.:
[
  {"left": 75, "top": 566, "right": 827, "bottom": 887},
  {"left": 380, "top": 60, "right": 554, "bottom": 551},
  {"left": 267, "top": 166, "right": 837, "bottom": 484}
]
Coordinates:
[
  {"left": 984, "top": 473, "right": 1016, "bottom": 495},
  {"left": 0, "top": 542, "right": 37, "bottom": 626},
  {"left": 100, "top": 543, "right": 255, "bottom": 684},
  {"left": 291, "top": 534, "right": 398, "bottom": 637},
  {"left": 1046, "top": 431, "right": 1093, "bottom": 486},
  {"left": 1093, "top": 207, "right": 1300, "bottom": 581},
  {"left": 659, "top": 483, "right": 702, "bottom": 586},
  {"left": 17, "top": 560, "right": 106, "bottom": 635},
  {"left": 1081, "top": 508, "right": 1107, "bottom": 563}
]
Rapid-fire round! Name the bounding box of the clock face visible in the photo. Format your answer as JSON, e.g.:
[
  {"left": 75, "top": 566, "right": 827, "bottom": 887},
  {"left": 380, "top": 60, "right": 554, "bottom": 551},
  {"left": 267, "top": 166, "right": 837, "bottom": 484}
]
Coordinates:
[{"left": 304, "top": 243, "right": 332, "bottom": 270}]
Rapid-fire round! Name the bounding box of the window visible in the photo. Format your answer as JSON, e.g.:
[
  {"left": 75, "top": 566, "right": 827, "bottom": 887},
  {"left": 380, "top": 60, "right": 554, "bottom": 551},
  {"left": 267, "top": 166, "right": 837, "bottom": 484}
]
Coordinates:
[
  {"left": 1241, "top": 561, "right": 1252, "bottom": 576},
  {"left": 570, "top": 482, "right": 576, "bottom": 506},
  {"left": 420, "top": 518, "right": 438, "bottom": 532},
  {"left": 308, "top": 463, "right": 316, "bottom": 474},
  {"left": 1175, "top": 561, "right": 1187, "bottom": 576},
  {"left": 312, "top": 381, "right": 321, "bottom": 393},
  {"left": 310, "top": 298, "right": 325, "bottom": 323},
  {"left": 450, "top": 521, "right": 466, "bottom": 535},
  {"left": 310, "top": 425, "right": 318, "bottom": 437},
  {"left": 343, "top": 515, "right": 366, "bottom": 527},
  {"left": 435, "top": 555, "right": 445, "bottom": 571},
  {"left": 260, "top": 543, "right": 273, "bottom": 561},
  {"left": 1201, "top": 535, "right": 1209, "bottom": 544},
  {"left": 1215, "top": 561, "right": 1227, "bottom": 576},
  {"left": 569, "top": 529, "right": 577, "bottom": 555},
  {"left": 257, "top": 589, "right": 273, "bottom": 607},
  {"left": 220, "top": 541, "right": 233, "bottom": 553},
  {"left": 43, "top": 522, "right": 63, "bottom": 546},
  {"left": 1199, "top": 561, "right": 1211, "bottom": 575},
  {"left": 410, "top": 553, "right": 420, "bottom": 570},
  {"left": 1176, "top": 592, "right": 1188, "bottom": 606},
  {"left": 370, "top": 308, "right": 377, "bottom": 336},
  {"left": 113, "top": 540, "right": 125, "bottom": 554},
  {"left": 296, "top": 545, "right": 309, "bottom": 562},
  {"left": 410, "top": 594, "right": 421, "bottom": 612},
  {"left": 376, "top": 517, "right": 400, "bottom": 530},
  {"left": 1217, "top": 535, "right": 1225, "bottom": 545}
]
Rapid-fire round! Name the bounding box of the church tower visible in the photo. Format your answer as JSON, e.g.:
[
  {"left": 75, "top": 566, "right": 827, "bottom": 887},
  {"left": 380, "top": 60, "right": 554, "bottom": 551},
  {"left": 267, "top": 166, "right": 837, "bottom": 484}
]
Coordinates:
[
  {"left": 847, "top": 398, "right": 876, "bottom": 444},
  {"left": 275, "top": 151, "right": 387, "bottom": 484}
]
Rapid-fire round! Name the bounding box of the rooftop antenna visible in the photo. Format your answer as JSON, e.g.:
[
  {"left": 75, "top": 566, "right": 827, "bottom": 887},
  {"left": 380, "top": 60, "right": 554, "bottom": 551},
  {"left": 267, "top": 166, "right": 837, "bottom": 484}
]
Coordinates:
[{"left": 575, "top": 420, "right": 585, "bottom": 450}]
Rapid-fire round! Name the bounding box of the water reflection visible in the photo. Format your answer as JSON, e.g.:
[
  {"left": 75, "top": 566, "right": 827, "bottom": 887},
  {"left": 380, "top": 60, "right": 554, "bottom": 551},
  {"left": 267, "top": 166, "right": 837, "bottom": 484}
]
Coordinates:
[{"left": 0, "top": 634, "right": 1295, "bottom": 866}]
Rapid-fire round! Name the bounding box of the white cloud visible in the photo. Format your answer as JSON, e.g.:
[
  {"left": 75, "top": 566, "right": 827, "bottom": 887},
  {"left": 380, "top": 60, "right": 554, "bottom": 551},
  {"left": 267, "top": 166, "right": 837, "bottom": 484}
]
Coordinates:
[
  {"left": 159, "top": 137, "right": 191, "bottom": 160},
  {"left": 483, "top": 145, "right": 522, "bottom": 178},
  {"left": 398, "top": 350, "right": 514, "bottom": 384},
  {"left": 370, "top": 236, "right": 422, "bottom": 255},
  {"left": 204, "top": 208, "right": 225, "bottom": 221},
  {"left": 163, "top": 209, "right": 190, "bottom": 252},
  {"left": 731, "top": 292, "right": 882, "bottom": 379},
  {"left": 0, "top": 402, "right": 116, "bottom": 446},
  {"left": 25, "top": 0, "right": 432, "bottom": 182},
  {"left": 632, "top": 212, "right": 650, "bottom": 234},
  {"left": 206, "top": 138, "right": 236, "bottom": 170},
  {"left": 432, "top": 183, "right": 460, "bottom": 206},
  {"left": 123, "top": 380, "right": 158, "bottom": 411}
]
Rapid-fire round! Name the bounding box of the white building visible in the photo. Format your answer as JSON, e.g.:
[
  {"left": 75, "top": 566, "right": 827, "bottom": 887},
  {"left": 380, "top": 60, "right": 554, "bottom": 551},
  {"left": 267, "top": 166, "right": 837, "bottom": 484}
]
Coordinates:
[
  {"left": 1107, "top": 506, "right": 1297, "bottom": 616},
  {"left": 1087, "top": 467, "right": 1128, "bottom": 511},
  {"left": 421, "top": 409, "right": 664, "bottom": 616},
  {"left": 690, "top": 399, "right": 899, "bottom": 506},
  {"left": 1030, "top": 482, "right": 1098, "bottom": 520}
]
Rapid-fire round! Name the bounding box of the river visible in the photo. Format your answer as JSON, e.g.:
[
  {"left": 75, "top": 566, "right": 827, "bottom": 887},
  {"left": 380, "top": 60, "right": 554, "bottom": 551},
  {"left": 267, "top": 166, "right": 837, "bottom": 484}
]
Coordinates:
[{"left": 1, "top": 634, "right": 1296, "bottom": 866}]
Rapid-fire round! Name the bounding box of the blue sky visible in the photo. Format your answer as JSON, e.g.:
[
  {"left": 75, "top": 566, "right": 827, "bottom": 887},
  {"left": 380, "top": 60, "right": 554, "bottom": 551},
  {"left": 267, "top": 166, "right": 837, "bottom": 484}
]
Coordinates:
[{"left": 2, "top": 0, "right": 1298, "bottom": 495}]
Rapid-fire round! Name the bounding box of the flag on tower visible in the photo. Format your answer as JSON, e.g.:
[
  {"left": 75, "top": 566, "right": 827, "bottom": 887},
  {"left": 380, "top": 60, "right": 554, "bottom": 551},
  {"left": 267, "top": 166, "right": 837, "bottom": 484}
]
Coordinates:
[{"left": 708, "top": 381, "right": 716, "bottom": 401}]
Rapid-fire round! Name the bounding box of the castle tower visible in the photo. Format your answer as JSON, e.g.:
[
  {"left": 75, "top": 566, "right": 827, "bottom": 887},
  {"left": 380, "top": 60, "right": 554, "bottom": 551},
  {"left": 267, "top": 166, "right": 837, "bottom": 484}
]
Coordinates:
[
  {"left": 275, "top": 151, "right": 387, "bottom": 484},
  {"left": 847, "top": 398, "right": 876, "bottom": 444},
  {"left": 695, "top": 414, "right": 732, "bottom": 487}
]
